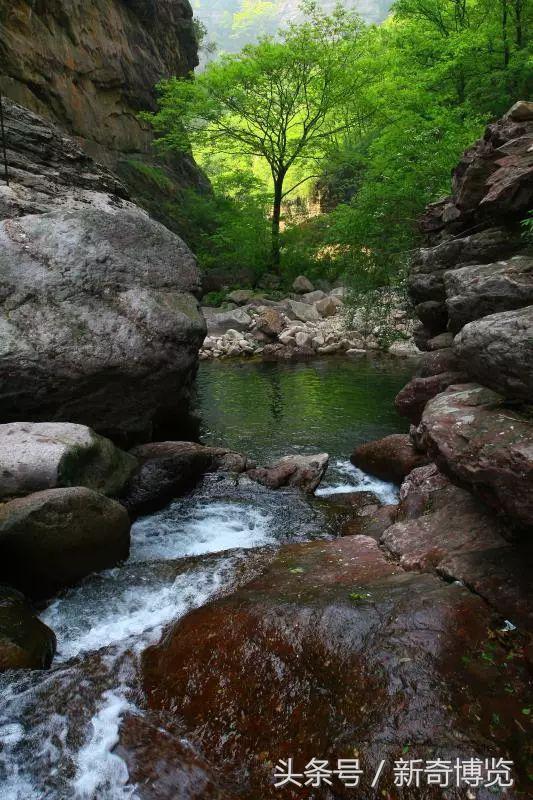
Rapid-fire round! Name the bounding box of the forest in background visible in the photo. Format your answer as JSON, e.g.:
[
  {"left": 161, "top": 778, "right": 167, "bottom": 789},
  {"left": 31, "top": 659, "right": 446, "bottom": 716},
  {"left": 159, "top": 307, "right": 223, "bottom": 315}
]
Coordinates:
[{"left": 145, "top": 0, "right": 531, "bottom": 303}]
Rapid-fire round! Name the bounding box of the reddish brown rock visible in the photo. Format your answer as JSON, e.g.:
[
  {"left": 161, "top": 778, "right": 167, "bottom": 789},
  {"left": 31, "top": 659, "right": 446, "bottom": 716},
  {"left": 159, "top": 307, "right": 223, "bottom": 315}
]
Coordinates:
[
  {"left": 140, "top": 537, "right": 531, "bottom": 799},
  {"left": 351, "top": 434, "right": 430, "bottom": 484},
  {"left": 416, "top": 348, "right": 463, "bottom": 378},
  {"left": 247, "top": 453, "right": 328, "bottom": 493},
  {"left": 254, "top": 307, "right": 285, "bottom": 339},
  {"left": 438, "top": 545, "right": 533, "bottom": 633},
  {"left": 116, "top": 713, "right": 238, "bottom": 800},
  {"left": 395, "top": 371, "right": 467, "bottom": 424},
  {"left": 381, "top": 494, "right": 510, "bottom": 571},
  {"left": 418, "top": 384, "right": 533, "bottom": 528}
]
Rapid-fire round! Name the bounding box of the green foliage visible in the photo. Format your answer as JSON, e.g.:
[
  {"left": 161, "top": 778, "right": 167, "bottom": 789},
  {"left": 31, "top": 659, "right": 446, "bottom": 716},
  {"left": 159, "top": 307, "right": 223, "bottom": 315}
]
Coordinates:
[
  {"left": 144, "top": 2, "right": 366, "bottom": 268},
  {"left": 146, "top": 0, "right": 531, "bottom": 292},
  {"left": 125, "top": 160, "right": 174, "bottom": 193},
  {"left": 522, "top": 210, "right": 533, "bottom": 242},
  {"left": 164, "top": 184, "right": 271, "bottom": 279}
]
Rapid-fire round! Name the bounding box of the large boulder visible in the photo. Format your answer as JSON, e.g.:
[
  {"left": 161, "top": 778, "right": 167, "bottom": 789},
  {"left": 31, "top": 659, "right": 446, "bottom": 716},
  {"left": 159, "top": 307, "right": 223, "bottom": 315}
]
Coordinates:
[
  {"left": 122, "top": 442, "right": 252, "bottom": 517},
  {"left": 0, "top": 101, "right": 206, "bottom": 442},
  {"left": 454, "top": 305, "right": 533, "bottom": 401},
  {"left": 350, "top": 434, "right": 430, "bottom": 484},
  {"left": 139, "top": 536, "right": 531, "bottom": 797},
  {"left": 0, "top": 487, "right": 131, "bottom": 599},
  {"left": 379, "top": 463, "right": 533, "bottom": 630},
  {"left": 0, "top": 422, "right": 137, "bottom": 500},
  {"left": 445, "top": 255, "right": 533, "bottom": 331},
  {"left": 418, "top": 384, "right": 533, "bottom": 528},
  {"left": 247, "top": 453, "right": 328, "bottom": 493},
  {"left": 253, "top": 307, "right": 285, "bottom": 338},
  {"left": 0, "top": 586, "right": 56, "bottom": 672},
  {"left": 315, "top": 296, "right": 339, "bottom": 318}
]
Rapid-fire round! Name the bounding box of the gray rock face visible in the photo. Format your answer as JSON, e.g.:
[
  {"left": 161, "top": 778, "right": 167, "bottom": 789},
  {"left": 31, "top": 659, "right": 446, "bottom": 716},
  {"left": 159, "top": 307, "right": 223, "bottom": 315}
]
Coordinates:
[
  {"left": 203, "top": 307, "right": 252, "bottom": 335},
  {"left": 0, "top": 422, "right": 137, "bottom": 500},
  {"left": 292, "top": 275, "right": 314, "bottom": 294},
  {"left": 286, "top": 299, "right": 320, "bottom": 323},
  {"left": 445, "top": 255, "right": 533, "bottom": 331},
  {"left": 454, "top": 306, "right": 533, "bottom": 401},
  {"left": 0, "top": 487, "right": 131, "bottom": 599},
  {"left": 408, "top": 228, "right": 522, "bottom": 303},
  {"left": 0, "top": 586, "right": 56, "bottom": 671},
  {"left": 0, "top": 101, "right": 205, "bottom": 442}
]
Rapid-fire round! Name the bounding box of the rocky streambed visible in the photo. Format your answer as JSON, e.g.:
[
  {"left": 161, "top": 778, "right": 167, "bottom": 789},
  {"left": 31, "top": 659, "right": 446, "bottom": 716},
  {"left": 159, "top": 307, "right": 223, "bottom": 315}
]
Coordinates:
[{"left": 0, "top": 354, "right": 531, "bottom": 799}]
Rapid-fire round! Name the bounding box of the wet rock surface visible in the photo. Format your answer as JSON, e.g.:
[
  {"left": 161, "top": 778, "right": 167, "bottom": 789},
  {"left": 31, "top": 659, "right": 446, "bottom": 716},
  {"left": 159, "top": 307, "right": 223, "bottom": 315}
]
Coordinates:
[
  {"left": 140, "top": 536, "right": 532, "bottom": 799},
  {"left": 0, "top": 586, "right": 56, "bottom": 671},
  {"left": 351, "top": 433, "right": 430, "bottom": 484},
  {"left": 0, "top": 487, "right": 131, "bottom": 599}
]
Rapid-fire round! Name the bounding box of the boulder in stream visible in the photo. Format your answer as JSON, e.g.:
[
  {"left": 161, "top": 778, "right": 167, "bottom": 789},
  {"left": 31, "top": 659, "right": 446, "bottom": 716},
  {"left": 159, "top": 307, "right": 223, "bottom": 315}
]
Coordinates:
[
  {"left": 0, "top": 586, "right": 56, "bottom": 671},
  {"left": 246, "top": 452, "right": 328, "bottom": 493},
  {"left": 350, "top": 433, "right": 430, "bottom": 484},
  {"left": 0, "top": 487, "right": 131, "bottom": 599},
  {"left": 0, "top": 422, "right": 137, "bottom": 500}
]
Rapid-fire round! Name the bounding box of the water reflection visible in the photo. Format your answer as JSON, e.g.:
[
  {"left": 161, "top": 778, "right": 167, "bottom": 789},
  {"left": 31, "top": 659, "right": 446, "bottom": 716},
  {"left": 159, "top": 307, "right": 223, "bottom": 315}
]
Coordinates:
[{"left": 197, "top": 355, "right": 413, "bottom": 465}]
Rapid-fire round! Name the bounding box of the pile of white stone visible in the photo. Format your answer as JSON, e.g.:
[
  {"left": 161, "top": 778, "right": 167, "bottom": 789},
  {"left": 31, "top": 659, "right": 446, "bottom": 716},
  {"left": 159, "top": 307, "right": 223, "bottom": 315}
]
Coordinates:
[{"left": 199, "top": 276, "right": 419, "bottom": 360}]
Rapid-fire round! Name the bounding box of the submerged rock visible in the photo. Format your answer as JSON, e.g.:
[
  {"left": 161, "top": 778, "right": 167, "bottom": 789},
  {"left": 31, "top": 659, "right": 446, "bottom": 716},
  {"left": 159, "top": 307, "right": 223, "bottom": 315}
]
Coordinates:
[
  {"left": 350, "top": 434, "right": 430, "bottom": 484},
  {"left": 247, "top": 453, "right": 328, "bottom": 493},
  {"left": 140, "top": 536, "right": 531, "bottom": 798},
  {"left": 0, "top": 586, "right": 56, "bottom": 672},
  {"left": 0, "top": 487, "right": 131, "bottom": 599},
  {"left": 0, "top": 422, "right": 137, "bottom": 500}
]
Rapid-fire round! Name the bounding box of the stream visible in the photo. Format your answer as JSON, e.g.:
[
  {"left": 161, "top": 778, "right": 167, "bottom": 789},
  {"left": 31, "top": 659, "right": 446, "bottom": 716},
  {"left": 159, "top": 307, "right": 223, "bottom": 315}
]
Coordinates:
[{"left": 0, "top": 356, "right": 412, "bottom": 800}]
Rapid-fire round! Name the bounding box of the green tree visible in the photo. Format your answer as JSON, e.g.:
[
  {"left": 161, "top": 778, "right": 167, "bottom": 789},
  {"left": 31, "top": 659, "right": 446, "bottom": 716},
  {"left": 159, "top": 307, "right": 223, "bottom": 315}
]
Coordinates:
[{"left": 144, "top": 2, "right": 364, "bottom": 272}]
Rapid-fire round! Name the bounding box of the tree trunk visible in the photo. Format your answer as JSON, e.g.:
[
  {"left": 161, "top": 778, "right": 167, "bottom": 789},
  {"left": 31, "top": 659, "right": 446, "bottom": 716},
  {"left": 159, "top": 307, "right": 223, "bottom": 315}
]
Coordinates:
[
  {"left": 502, "top": 0, "right": 510, "bottom": 67},
  {"left": 271, "top": 176, "right": 284, "bottom": 274},
  {"left": 513, "top": 0, "right": 523, "bottom": 47}
]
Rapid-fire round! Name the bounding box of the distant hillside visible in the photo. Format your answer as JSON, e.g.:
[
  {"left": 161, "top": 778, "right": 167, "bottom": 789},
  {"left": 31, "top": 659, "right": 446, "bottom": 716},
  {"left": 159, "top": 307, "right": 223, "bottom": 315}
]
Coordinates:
[{"left": 192, "top": 0, "right": 392, "bottom": 55}]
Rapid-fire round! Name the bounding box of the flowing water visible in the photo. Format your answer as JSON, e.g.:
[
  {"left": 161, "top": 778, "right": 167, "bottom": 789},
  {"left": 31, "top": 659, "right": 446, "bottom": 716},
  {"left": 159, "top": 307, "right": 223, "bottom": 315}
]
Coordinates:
[{"left": 0, "top": 356, "right": 412, "bottom": 799}]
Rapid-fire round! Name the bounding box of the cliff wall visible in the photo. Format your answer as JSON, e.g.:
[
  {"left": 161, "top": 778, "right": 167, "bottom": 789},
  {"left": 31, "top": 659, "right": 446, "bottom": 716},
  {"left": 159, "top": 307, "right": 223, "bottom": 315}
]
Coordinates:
[{"left": 0, "top": 0, "right": 209, "bottom": 222}]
